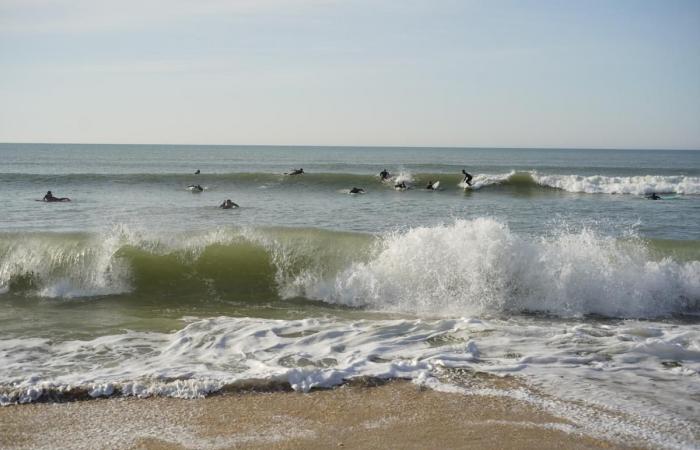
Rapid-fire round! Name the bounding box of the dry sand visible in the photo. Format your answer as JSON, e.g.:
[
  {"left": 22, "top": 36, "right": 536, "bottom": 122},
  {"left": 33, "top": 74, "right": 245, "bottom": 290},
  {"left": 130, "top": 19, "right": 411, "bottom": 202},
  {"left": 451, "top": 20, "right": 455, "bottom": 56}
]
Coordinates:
[{"left": 0, "top": 378, "right": 631, "bottom": 450}]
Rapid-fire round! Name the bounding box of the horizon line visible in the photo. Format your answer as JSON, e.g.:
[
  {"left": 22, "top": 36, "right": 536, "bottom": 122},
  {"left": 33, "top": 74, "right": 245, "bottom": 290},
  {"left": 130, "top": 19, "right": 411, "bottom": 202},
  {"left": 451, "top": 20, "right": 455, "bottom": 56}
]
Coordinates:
[{"left": 1, "top": 141, "right": 699, "bottom": 152}]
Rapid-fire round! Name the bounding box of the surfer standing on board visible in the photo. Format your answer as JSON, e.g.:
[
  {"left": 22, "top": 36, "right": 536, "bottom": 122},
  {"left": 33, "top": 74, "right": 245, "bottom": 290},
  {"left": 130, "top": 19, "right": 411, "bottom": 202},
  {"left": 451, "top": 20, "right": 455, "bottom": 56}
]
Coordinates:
[{"left": 461, "top": 169, "right": 473, "bottom": 186}]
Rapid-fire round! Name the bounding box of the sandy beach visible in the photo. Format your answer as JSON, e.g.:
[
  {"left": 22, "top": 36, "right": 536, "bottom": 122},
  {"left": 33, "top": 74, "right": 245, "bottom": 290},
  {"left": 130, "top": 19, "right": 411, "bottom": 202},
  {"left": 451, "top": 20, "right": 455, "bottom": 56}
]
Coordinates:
[{"left": 0, "top": 377, "right": 631, "bottom": 450}]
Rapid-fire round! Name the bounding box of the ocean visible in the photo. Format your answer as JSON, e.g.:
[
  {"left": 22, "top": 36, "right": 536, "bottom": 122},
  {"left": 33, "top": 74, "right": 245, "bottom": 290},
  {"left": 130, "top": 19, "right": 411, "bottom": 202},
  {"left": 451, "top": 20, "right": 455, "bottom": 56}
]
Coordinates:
[{"left": 1, "top": 144, "right": 699, "bottom": 448}]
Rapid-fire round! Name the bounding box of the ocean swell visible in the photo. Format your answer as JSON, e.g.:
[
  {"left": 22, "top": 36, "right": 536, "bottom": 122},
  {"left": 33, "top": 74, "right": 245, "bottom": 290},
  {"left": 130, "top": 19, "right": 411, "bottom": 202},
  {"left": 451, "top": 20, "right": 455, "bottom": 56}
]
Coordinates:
[{"left": 5, "top": 170, "right": 699, "bottom": 195}]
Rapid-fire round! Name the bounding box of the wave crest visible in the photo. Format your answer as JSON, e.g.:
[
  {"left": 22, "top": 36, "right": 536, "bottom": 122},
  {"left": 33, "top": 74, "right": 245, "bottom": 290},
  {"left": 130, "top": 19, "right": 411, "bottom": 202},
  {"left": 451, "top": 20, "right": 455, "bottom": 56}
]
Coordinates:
[{"left": 1, "top": 222, "right": 698, "bottom": 318}]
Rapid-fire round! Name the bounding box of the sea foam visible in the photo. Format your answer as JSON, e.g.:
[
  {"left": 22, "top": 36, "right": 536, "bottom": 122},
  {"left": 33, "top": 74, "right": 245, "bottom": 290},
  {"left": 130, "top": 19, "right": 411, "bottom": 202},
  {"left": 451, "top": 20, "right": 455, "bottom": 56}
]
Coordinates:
[{"left": 317, "top": 218, "right": 700, "bottom": 318}]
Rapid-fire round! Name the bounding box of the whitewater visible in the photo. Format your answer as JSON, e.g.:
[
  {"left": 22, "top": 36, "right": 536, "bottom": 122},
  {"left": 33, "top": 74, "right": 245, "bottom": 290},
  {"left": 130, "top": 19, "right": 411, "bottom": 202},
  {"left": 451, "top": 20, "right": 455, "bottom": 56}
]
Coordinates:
[{"left": 1, "top": 144, "right": 699, "bottom": 449}]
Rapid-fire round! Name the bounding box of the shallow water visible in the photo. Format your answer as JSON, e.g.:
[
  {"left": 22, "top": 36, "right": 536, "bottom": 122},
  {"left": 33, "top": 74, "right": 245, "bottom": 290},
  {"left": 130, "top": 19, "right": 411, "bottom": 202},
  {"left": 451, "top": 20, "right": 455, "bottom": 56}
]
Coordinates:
[{"left": 1, "top": 144, "right": 699, "bottom": 448}]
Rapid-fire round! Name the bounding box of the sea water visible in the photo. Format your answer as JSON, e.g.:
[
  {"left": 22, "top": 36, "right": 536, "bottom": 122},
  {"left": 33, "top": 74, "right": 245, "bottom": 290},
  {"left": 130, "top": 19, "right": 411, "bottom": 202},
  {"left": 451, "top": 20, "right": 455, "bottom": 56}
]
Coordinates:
[{"left": 1, "top": 144, "right": 699, "bottom": 448}]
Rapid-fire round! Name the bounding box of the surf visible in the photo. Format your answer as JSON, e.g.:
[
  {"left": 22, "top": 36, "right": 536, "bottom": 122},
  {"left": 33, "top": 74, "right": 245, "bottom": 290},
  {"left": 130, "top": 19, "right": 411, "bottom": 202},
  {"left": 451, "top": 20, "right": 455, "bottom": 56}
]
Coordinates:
[{"left": 1, "top": 221, "right": 698, "bottom": 319}]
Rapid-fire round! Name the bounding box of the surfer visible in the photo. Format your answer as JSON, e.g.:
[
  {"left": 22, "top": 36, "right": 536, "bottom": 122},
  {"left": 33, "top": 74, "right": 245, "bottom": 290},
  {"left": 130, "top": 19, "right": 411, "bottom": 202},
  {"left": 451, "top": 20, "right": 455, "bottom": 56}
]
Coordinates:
[
  {"left": 646, "top": 193, "right": 662, "bottom": 200},
  {"left": 42, "top": 191, "right": 70, "bottom": 202},
  {"left": 286, "top": 168, "right": 304, "bottom": 176},
  {"left": 395, "top": 181, "right": 407, "bottom": 190},
  {"left": 219, "top": 199, "right": 239, "bottom": 209},
  {"left": 194, "top": 169, "right": 200, "bottom": 175},
  {"left": 188, "top": 184, "right": 204, "bottom": 192},
  {"left": 461, "top": 169, "right": 473, "bottom": 186},
  {"left": 426, "top": 181, "right": 435, "bottom": 190},
  {"left": 379, "top": 169, "right": 390, "bottom": 181},
  {"left": 349, "top": 187, "right": 365, "bottom": 194}
]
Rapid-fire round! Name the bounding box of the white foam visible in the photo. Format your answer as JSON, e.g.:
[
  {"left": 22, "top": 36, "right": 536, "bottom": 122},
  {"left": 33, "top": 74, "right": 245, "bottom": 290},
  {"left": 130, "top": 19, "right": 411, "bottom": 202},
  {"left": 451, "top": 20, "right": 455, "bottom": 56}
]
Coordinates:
[
  {"left": 391, "top": 170, "right": 414, "bottom": 185},
  {"left": 307, "top": 218, "right": 699, "bottom": 318},
  {"left": 532, "top": 173, "right": 700, "bottom": 195},
  {"left": 1, "top": 316, "right": 698, "bottom": 448}
]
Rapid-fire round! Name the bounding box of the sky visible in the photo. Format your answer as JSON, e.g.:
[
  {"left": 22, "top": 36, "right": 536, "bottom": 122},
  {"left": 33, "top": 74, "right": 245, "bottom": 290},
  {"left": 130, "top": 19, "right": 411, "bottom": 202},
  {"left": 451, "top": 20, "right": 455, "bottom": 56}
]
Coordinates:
[{"left": 1, "top": 0, "right": 699, "bottom": 149}]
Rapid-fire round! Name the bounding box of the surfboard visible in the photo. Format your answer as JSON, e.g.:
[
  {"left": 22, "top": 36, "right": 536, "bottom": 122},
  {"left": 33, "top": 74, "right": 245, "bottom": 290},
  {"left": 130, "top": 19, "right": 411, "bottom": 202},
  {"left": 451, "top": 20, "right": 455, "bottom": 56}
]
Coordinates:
[{"left": 432, "top": 181, "right": 440, "bottom": 190}]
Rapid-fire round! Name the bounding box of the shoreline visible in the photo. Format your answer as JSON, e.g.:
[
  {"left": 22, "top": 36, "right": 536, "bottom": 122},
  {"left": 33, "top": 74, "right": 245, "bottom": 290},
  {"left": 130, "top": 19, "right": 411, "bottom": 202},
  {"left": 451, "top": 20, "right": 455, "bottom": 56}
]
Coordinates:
[{"left": 0, "top": 377, "right": 634, "bottom": 450}]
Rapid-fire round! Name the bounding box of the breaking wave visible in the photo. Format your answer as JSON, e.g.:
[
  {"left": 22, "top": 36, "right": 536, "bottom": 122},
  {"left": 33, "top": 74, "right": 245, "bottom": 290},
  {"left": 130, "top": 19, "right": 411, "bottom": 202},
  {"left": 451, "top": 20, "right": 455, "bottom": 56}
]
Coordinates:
[
  {"left": 1, "top": 220, "right": 699, "bottom": 318},
  {"left": 462, "top": 171, "right": 700, "bottom": 195}
]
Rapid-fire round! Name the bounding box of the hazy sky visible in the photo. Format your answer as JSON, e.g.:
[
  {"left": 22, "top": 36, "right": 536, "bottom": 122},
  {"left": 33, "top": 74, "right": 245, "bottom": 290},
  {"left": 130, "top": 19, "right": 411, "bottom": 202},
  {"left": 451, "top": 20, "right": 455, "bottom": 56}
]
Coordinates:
[{"left": 1, "top": 0, "right": 699, "bottom": 148}]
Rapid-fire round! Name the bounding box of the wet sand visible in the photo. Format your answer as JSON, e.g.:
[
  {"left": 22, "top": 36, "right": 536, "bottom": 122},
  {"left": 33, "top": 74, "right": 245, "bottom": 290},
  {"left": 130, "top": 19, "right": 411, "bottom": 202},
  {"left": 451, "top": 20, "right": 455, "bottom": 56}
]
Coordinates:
[{"left": 0, "top": 379, "right": 629, "bottom": 450}]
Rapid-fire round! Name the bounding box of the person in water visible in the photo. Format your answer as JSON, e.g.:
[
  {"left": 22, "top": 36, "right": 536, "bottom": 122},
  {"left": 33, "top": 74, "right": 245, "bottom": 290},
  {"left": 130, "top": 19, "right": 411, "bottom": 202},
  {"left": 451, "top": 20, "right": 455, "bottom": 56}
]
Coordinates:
[
  {"left": 426, "top": 181, "right": 434, "bottom": 190},
  {"left": 42, "top": 191, "right": 70, "bottom": 202},
  {"left": 188, "top": 184, "right": 203, "bottom": 191},
  {"left": 379, "top": 169, "right": 390, "bottom": 181},
  {"left": 395, "top": 181, "right": 407, "bottom": 190},
  {"left": 195, "top": 169, "right": 200, "bottom": 175},
  {"left": 647, "top": 193, "right": 662, "bottom": 200},
  {"left": 220, "top": 199, "right": 239, "bottom": 209},
  {"left": 287, "top": 168, "right": 304, "bottom": 175},
  {"left": 461, "top": 169, "right": 473, "bottom": 186},
  {"left": 349, "top": 187, "right": 365, "bottom": 194}
]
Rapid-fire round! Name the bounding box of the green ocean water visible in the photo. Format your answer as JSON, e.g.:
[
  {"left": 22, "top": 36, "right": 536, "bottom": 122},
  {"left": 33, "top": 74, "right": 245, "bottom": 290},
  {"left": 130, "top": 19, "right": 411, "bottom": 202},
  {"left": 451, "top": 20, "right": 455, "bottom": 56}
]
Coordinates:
[{"left": 0, "top": 144, "right": 699, "bottom": 447}]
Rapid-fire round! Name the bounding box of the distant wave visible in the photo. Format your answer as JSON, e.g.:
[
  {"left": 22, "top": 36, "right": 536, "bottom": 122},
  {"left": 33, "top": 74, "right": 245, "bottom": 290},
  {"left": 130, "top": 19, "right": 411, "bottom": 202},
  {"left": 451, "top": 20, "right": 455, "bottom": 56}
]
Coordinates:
[
  {"left": 462, "top": 171, "right": 700, "bottom": 195},
  {"left": 1, "top": 221, "right": 698, "bottom": 318},
  {"left": 3, "top": 170, "right": 699, "bottom": 195},
  {"left": 531, "top": 172, "right": 700, "bottom": 195}
]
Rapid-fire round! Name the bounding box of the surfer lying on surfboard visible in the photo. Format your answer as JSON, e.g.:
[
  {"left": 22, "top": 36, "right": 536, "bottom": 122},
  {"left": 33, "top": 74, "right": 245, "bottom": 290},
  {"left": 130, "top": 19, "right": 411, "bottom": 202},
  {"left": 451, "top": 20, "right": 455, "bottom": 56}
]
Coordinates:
[
  {"left": 349, "top": 187, "right": 365, "bottom": 194},
  {"left": 286, "top": 168, "right": 304, "bottom": 176},
  {"left": 426, "top": 180, "right": 440, "bottom": 190},
  {"left": 42, "top": 191, "right": 70, "bottom": 202}
]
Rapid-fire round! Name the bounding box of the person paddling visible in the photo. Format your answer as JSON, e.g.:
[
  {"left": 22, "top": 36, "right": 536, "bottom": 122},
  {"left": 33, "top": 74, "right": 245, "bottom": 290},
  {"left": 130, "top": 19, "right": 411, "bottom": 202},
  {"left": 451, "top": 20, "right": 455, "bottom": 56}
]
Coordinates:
[{"left": 219, "top": 199, "right": 239, "bottom": 209}]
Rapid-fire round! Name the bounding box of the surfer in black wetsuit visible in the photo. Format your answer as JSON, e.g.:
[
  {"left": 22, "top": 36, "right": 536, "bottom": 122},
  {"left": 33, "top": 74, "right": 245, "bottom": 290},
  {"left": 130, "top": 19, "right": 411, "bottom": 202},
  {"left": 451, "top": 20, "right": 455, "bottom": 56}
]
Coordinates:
[
  {"left": 461, "top": 170, "right": 473, "bottom": 186},
  {"left": 188, "top": 184, "right": 204, "bottom": 191},
  {"left": 395, "top": 181, "right": 407, "bottom": 190},
  {"left": 219, "top": 199, "right": 239, "bottom": 209},
  {"left": 42, "top": 191, "right": 70, "bottom": 202},
  {"left": 195, "top": 169, "right": 200, "bottom": 175},
  {"left": 287, "top": 168, "right": 304, "bottom": 175},
  {"left": 349, "top": 187, "right": 365, "bottom": 194},
  {"left": 426, "top": 181, "right": 434, "bottom": 190},
  {"left": 379, "top": 169, "right": 390, "bottom": 181},
  {"left": 646, "top": 193, "right": 662, "bottom": 200}
]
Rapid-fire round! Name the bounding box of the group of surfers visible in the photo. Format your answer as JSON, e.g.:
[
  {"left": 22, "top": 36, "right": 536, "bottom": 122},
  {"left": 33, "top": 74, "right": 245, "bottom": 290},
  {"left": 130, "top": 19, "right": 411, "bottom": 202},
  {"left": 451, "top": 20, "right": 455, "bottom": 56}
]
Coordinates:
[
  {"left": 379, "top": 168, "right": 473, "bottom": 191},
  {"left": 41, "top": 167, "right": 665, "bottom": 206}
]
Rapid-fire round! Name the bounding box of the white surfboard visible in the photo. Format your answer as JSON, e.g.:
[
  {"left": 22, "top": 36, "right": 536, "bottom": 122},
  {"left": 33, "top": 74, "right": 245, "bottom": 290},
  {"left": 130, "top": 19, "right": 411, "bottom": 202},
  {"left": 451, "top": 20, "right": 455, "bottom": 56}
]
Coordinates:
[{"left": 432, "top": 181, "right": 440, "bottom": 190}]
